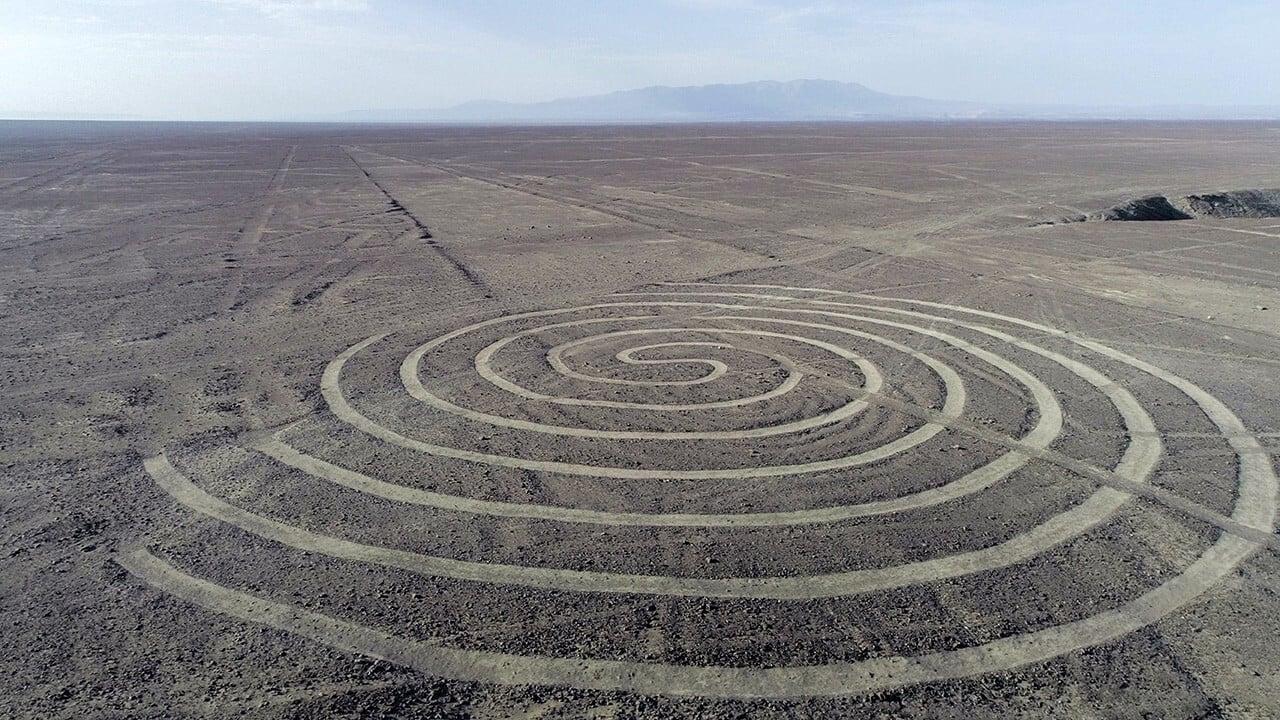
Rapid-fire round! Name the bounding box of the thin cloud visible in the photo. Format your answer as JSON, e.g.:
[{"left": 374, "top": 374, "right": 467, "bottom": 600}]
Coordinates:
[{"left": 205, "top": 0, "right": 369, "bottom": 18}]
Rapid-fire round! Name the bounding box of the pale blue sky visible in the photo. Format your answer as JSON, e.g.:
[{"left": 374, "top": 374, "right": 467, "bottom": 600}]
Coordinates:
[{"left": 2, "top": 0, "right": 1278, "bottom": 120}]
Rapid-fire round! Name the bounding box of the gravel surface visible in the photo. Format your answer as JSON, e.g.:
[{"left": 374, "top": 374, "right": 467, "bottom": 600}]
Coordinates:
[{"left": 2, "top": 120, "right": 1279, "bottom": 718}]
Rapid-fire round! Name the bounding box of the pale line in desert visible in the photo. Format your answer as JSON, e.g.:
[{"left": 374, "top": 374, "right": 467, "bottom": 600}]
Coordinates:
[
  {"left": 617, "top": 291, "right": 1162, "bottom": 454},
  {"left": 484, "top": 315, "right": 739, "bottom": 389},
  {"left": 345, "top": 289, "right": 1157, "bottom": 504},
  {"left": 421, "top": 310, "right": 890, "bottom": 419},
  {"left": 143, "top": 447, "right": 1151, "bottom": 599},
  {"left": 161, "top": 305, "right": 1154, "bottom": 592},
  {"left": 473, "top": 315, "right": 929, "bottom": 408},
  {"left": 333, "top": 332, "right": 947, "bottom": 479},
  {"left": 287, "top": 296, "right": 1178, "bottom": 527},
  {"left": 122, "top": 293, "right": 1278, "bottom": 698},
  {"left": 358, "top": 306, "right": 1109, "bottom": 521},
  {"left": 632, "top": 289, "right": 1280, "bottom": 532},
  {"left": 409, "top": 324, "right": 885, "bottom": 440},
  {"left": 118, "top": 530, "right": 1265, "bottom": 698},
  {"left": 606, "top": 294, "right": 1172, "bottom": 514},
  {"left": 612, "top": 341, "right": 736, "bottom": 386},
  {"left": 560, "top": 340, "right": 800, "bottom": 408},
  {"left": 340, "top": 303, "right": 1071, "bottom": 479},
  {"left": 260, "top": 437, "right": 1039, "bottom": 527},
  {"left": 549, "top": 335, "right": 733, "bottom": 386},
  {"left": 678, "top": 282, "right": 1275, "bottom": 530}
]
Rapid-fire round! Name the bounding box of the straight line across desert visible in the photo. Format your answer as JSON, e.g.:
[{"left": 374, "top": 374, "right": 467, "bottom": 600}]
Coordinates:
[{"left": 3, "top": 3, "right": 1280, "bottom": 719}]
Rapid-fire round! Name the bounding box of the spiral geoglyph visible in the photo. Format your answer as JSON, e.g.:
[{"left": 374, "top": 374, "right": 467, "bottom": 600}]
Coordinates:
[{"left": 123, "top": 282, "right": 1277, "bottom": 698}]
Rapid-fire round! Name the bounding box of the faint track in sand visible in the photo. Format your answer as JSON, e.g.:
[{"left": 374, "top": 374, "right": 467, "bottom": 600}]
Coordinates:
[
  {"left": 341, "top": 146, "right": 494, "bottom": 296},
  {"left": 218, "top": 145, "right": 296, "bottom": 313}
]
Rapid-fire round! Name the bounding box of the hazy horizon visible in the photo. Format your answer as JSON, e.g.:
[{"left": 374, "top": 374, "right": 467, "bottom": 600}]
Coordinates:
[{"left": 4, "top": 1, "right": 1280, "bottom": 122}]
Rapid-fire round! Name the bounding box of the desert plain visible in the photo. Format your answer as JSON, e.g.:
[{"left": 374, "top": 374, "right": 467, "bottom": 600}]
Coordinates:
[{"left": 2, "top": 120, "right": 1280, "bottom": 718}]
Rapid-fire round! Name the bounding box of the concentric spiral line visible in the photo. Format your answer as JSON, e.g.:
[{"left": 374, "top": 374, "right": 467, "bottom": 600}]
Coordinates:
[
  {"left": 347, "top": 303, "right": 1075, "bottom": 479},
  {"left": 143, "top": 450, "right": 1151, "bottom": 598},
  {"left": 410, "top": 324, "right": 884, "bottom": 439},
  {"left": 254, "top": 436, "right": 1041, "bottom": 527},
  {"left": 547, "top": 339, "right": 736, "bottom": 388},
  {"left": 120, "top": 286, "right": 1278, "bottom": 699},
  {"left": 255, "top": 296, "right": 1168, "bottom": 549},
  {"left": 120, "top": 531, "right": 1266, "bottom": 699}
]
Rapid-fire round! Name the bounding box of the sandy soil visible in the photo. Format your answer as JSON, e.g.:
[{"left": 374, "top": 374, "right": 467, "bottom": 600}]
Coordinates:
[{"left": 2, "top": 120, "right": 1279, "bottom": 718}]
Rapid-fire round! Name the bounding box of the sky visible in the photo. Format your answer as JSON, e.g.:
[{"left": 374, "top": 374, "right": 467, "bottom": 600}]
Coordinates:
[{"left": 2, "top": 0, "right": 1279, "bottom": 120}]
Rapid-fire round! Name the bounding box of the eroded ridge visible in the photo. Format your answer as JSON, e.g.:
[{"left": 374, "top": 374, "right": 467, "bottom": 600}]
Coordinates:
[
  {"left": 120, "top": 286, "right": 1277, "bottom": 699},
  {"left": 1039, "top": 187, "right": 1280, "bottom": 223}
]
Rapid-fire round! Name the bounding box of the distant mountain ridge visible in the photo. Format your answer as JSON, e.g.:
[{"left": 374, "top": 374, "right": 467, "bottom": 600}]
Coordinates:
[
  {"left": 431, "top": 80, "right": 977, "bottom": 122},
  {"left": 340, "top": 79, "right": 1280, "bottom": 124}
]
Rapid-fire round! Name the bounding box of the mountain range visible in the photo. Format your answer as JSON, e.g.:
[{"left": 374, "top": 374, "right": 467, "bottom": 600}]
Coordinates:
[{"left": 339, "top": 79, "right": 1280, "bottom": 124}]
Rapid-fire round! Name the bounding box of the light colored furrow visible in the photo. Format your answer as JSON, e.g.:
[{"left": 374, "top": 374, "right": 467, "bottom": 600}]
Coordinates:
[
  {"left": 339, "top": 303, "right": 1052, "bottom": 478},
  {"left": 119, "top": 530, "right": 1265, "bottom": 698},
  {"left": 120, "top": 288, "right": 1279, "bottom": 699},
  {"left": 145, "top": 449, "right": 1150, "bottom": 598},
  {"left": 415, "top": 323, "right": 883, "bottom": 439},
  {"left": 258, "top": 438, "right": 1039, "bottom": 527}
]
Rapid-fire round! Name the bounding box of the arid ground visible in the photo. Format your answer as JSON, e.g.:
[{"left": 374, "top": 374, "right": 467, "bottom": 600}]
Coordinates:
[{"left": 2, "top": 121, "right": 1279, "bottom": 718}]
